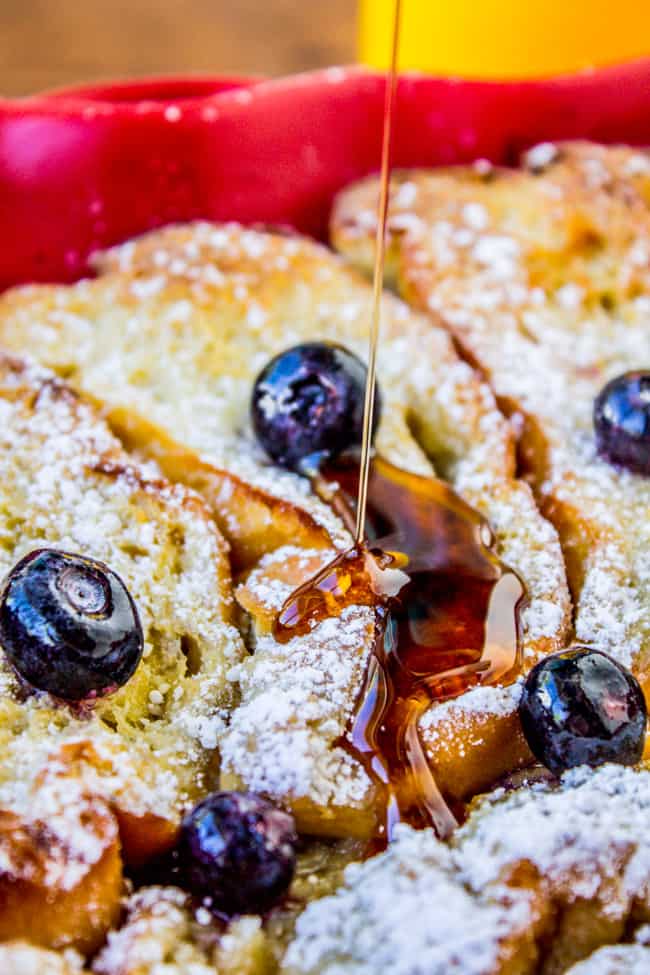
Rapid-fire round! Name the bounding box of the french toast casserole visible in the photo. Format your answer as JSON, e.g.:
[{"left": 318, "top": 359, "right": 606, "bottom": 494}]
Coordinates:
[{"left": 0, "top": 141, "right": 649, "bottom": 973}]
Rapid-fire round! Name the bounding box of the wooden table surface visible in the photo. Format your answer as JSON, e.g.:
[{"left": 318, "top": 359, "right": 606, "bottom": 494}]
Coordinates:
[{"left": 1, "top": 0, "right": 356, "bottom": 97}]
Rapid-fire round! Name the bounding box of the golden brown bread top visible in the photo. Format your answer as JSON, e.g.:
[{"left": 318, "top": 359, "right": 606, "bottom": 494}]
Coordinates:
[
  {"left": 332, "top": 141, "right": 650, "bottom": 684},
  {"left": 3, "top": 889, "right": 232, "bottom": 975},
  {"left": 223, "top": 546, "right": 380, "bottom": 837},
  {"left": 0, "top": 783, "right": 121, "bottom": 956},
  {"left": 14, "top": 765, "right": 650, "bottom": 975}
]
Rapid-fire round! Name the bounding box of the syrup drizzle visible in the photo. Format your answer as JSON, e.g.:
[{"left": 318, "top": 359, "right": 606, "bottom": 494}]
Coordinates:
[
  {"left": 355, "top": 0, "right": 402, "bottom": 542},
  {"left": 274, "top": 457, "right": 527, "bottom": 843}
]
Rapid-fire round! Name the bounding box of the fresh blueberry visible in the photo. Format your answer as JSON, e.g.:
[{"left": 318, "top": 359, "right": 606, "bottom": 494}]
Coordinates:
[
  {"left": 0, "top": 549, "right": 143, "bottom": 701},
  {"left": 519, "top": 647, "right": 647, "bottom": 775},
  {"left": 251, "top": 342, "right": 380, "bottom": 473},
  {"left": 594, "top": 371, "right": 650, "bottom": 474},
  {"left": 178, "top": 791, "right": 297, "bottom": 916}
]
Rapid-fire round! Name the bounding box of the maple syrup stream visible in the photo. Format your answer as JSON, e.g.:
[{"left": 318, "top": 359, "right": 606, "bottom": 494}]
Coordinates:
[
  {"left": 273, "top": 0, "right": 527, "bottom": 846},
  {"left": 355, "top": 0, "right": 402, "bottom": 543}
]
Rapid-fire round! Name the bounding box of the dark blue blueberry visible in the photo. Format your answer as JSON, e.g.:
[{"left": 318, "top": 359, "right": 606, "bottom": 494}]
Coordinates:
[
  {"left": 519, "top": 647, "right": 647, "bottom": 775},
  {"left": 0, "top": 549, "right": 143, "bottom": 701},
  {"left": 178, "top": 791, "right": 297, "bottom": 916},
  {"left": 594, "top": 371, "right": 650, "bottom": 474},
  {"left": 251, "top": 342, "right": 380, "bottom": 473}
]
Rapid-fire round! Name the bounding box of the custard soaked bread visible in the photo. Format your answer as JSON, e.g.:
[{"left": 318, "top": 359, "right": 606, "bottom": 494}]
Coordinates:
[
  {"left": 283, "top": 764, "right": 650, "bottom": 975},
  {"left": 0, "top": 224, "right": 570, "bottom": 832},
  {"left": 0, "top": 355, "right": 245, "bottom": 951},
  {"left": 332, "top": 142, "right": 650, "bottom": 687}
]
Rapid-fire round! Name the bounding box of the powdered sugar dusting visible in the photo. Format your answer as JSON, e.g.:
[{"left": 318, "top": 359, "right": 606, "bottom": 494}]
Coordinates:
[
  {"left": 0, "top": 943, "right": 86, "bottom": 973},
  {"left": 0, "top": 223, "right": 571, "bottom": 844},
  {"left": 283, "top": 824, "right": 530, "bottom": 975},
  {"left": 285, "top": 765, "right": 650, "bottom": 974},
  {"left": 419, "top": 679, "right": 523, "bottom": 739},
  {"left": 222, "top": 557, "right": 375, "bottom": 808},
  {"left": 458, "top": 764, "right": 650, "bottom": 913},
  {"left": 94, "top": 886, "right": 218, "bottom": 975},
  {"left": 566, "top": 944, "right": 650, "bottom": 974}
]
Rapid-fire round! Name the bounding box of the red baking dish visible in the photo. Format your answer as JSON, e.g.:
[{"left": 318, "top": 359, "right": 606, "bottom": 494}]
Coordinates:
[{"left": 2, "top": 59, "right": 650, "bottom": 290}]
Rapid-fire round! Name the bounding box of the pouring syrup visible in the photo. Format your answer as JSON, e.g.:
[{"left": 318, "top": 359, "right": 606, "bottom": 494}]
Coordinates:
[
  {"left": 354, "top": 0, "right": 402, "bottom": 544},
  {"left": 274, "top": 457, "right": 526, "bottom": 842},
  {"left": 273, "top": 0, "right": 526, "bottom": 843}
]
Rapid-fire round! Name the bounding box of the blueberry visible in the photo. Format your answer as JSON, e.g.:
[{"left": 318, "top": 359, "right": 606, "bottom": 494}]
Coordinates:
[
  {"left": 594, "top": 371, "right": 650, "bottom": 474},
  {"left": 0, "top": 549, "right": 143, "bottom": 701},
  {"left": 178, "top": 791, "right": 297, "bottom": 916},
  {"left": 251, "top": 342, "right": 380, "bottom": 473},
  {"left": 519, "top": 647, "right": 647, "bottom": 775}
]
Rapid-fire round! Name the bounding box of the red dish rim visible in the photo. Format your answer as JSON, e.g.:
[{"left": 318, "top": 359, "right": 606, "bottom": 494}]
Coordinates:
[{"left": 2, "top": 59, "right": 650, "bottom": 288}]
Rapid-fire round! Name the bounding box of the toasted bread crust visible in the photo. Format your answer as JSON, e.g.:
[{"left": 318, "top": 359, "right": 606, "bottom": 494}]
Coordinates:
[{"left": 105, "top": 404, "right": 332, "bottom": 571}]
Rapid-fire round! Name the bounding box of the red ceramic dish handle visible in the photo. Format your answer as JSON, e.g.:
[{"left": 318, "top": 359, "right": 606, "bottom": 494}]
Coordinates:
[{"left": 2, "top": 61, "right": 650, "bottom": 289}]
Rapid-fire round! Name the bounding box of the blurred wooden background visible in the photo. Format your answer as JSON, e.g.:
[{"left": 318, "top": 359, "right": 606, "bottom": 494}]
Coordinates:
[{"left": 1, "top": 0, "right": 356, "bottom": 96}]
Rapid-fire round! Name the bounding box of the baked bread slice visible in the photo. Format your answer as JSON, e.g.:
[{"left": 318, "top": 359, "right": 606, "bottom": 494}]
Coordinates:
[
  {"left": 0, "top": 355, "right": 245, "bottom": 951},
  {"left": 283, "top": 764, "right": 650, "bottom": 975},
  {"left": 0, "top": 224, "right": 571, "bottom": 835},
  {"left": 332, "top": 142, "right": 650, "bottom": 687}
]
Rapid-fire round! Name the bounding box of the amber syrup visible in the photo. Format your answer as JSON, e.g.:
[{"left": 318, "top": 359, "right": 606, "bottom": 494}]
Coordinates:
[
  {"left": 273, "top": 0, "right": 526, "bottom": 845},
  {"left": 274, "top": 458, "right": 527, "bottom": 843}
]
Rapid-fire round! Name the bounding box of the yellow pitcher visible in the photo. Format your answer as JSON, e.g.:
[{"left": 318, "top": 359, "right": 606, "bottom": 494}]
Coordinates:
[{"left": 359, "top": 0, "right": 650, "bottom": 79}]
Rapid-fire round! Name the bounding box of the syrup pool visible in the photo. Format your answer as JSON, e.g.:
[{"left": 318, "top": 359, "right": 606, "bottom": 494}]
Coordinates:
[{"left": 273, "top": 455, "right": 527, "bottom": 843}]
